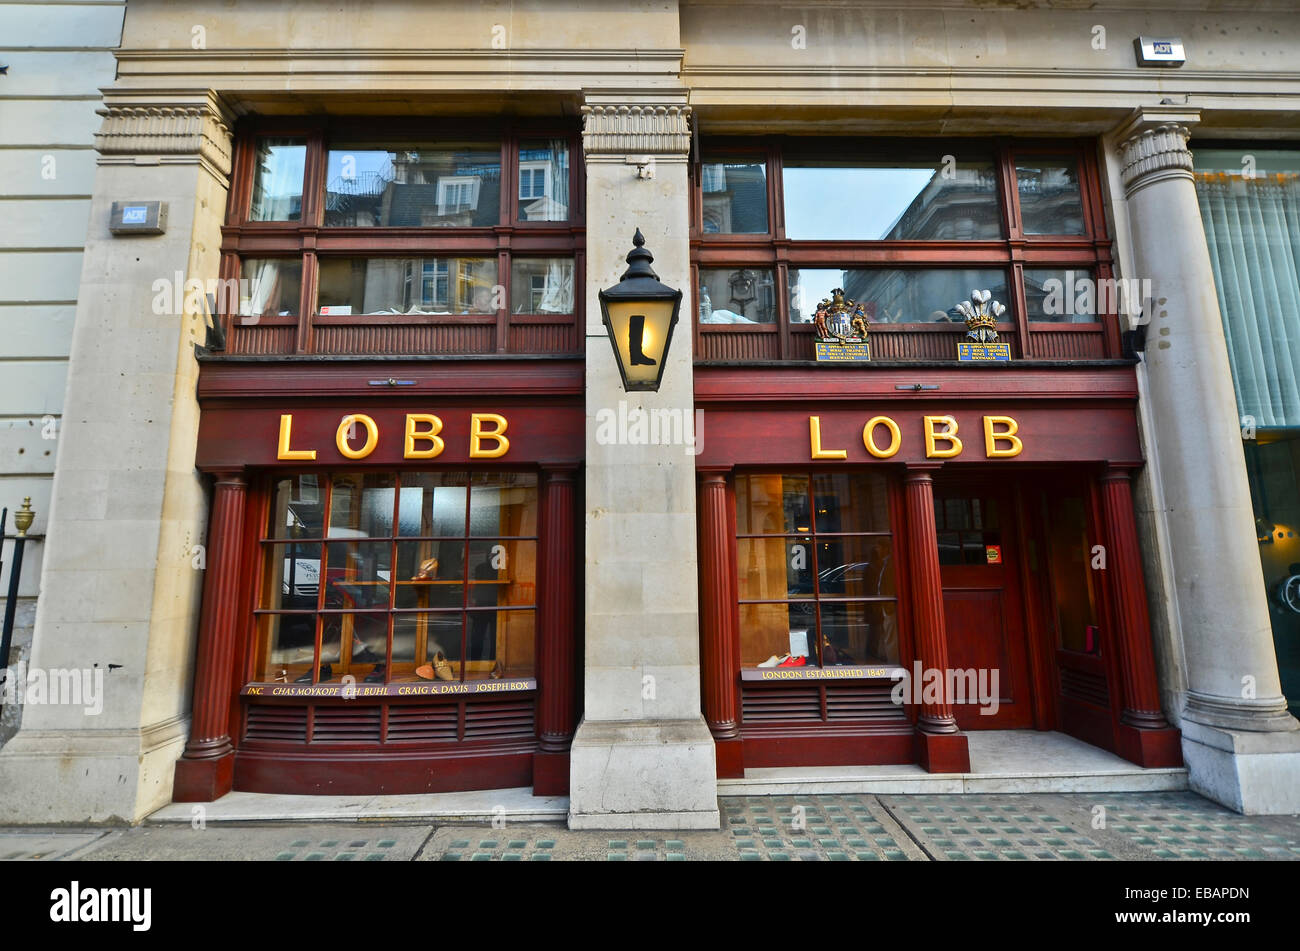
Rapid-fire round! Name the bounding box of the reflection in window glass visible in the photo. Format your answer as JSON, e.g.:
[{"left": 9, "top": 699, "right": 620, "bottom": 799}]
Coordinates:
[
  {"left": 783, "top": 157, "right": 1001, "bottom": 241},
  {"left": 317, "top": 257, "right": 498, "bottom": 315},
  {"left": 698, "top": 267, "right": 776, "bottom": 324},
  {"left": 510, "top": 259, "right": 574, "bottom": 314},
  {"left": 701, "top": 156, "right": 768, "bottom": 233},
  {"left": 1017, "top": 156, "right": 1085, "bottom": 234},
  {"left": 517, "top": 139, "right": 569, "bottom": 221},
  {"left": 238, "top": 259, "right": 301, "bottom": 319},
  {"left": 1024, "top": 268, "right": 1100, "bottom": 323},
  {"left": 734, "top": 472, "right": 898, "bottom": 668},
  {"left": 250, "top": 138, "right": 307, "bottom": 222},
  {"left": 791, "top": 268, "right": 1008, "bottom": 324},
  {"left": 323, "top": 141, "right": 500, "bottom": 227},
  {"left": 1046, "top": 496, "right": 1099, "bottom": 653}
]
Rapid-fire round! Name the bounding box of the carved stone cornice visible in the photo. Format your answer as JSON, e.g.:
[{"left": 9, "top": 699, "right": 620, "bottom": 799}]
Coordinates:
[
  {"left": 1113, "top": 106, "right": 1202, "bottom": 196},
  {"left": 95, "top": 92, "right": 234, "bottom": 182},
  {"left": 582, "top": 92, "right": 691, "bottom": 156}
]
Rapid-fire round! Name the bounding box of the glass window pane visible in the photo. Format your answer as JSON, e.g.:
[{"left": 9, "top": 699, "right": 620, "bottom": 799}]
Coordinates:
[
  {"left": 1048, "top": 496, "right": 1099, "bottom": 653},
  {"left": 250, "top": 137, "right": 306, "bottom": 222},
  {"left": 268, "top": 475, "right": 324, "bottom": 539},
  {"left": 324, "top": 141, "right": 500, "bottom": 227},
  {"left": 701, "top": 155, "right": 768, "bottom": 234},
  {"left": 323, "top": 541, "right": 392, "bottom": 609},
  {"left": 510, "top": 258, "right": 574, "bottom": 314},
  {"left": 1024, "top": 268, "right": 1100, "bottom": 323},
  {"left": 738, "top": 537, "right": 813, "bottom": 601},
  {"left": 398, "top": 473, "right": 469, "bottom": 536},
  {"left": 698, "top": 268, "right": 777, "bottom": 324},
  {"left": 736, "top": 473, "right": 811, "bottom": 534},
  {"left": 812, "top": 472, "right": 891, "bottom": 533},
  {"left": 791, "top": 268, "right": 1008, "bottom": 324},
  {"left": 411, "top": 612, "right": 465, "bottom": 677},
  {"left": 819, "top": 601, "right": 900, "bottom": 666},
  {"left": 461, "top": 608, "right": 534, "bottom": 680},
  {"left": 257, "top": 613, "right": 318, "bottom": 682},
  {"left": 467, "top": 540, "right": 537, "bottom": 607},
  {"left": 468, "top": 474, "right": 538, "bottom": 536},
  {"left": 328, "top": 473, "right": 395, "bottom": 538},
  {"left": 260, "top": 542, "right": 322, "bottom": 610},
  {"left": 1017, "top": 155, "right": 1086, "bottom": 234},
  {"left": 238, "top": 258, "right": 301, "bottom": 320},
  {"left": 739, "top": 601, "right": 816, "bottom": 667},
  {"left": 517, "top": 139, "right": 569, "bottom": 221},
  {"left": 395, "top": 538, "right": 465, "bottom": 610},
  {"left": 320, "top": 613, "right": 388, "bottom": 682},
  {"left": 782, "top": 157, "right": 1001, "bottom": 240},
  {"left": 317, "top": 257, "right": 498, "bottom": 316},
  {"left": 816, "top": 537, "right": 896, "bottom": 598}
]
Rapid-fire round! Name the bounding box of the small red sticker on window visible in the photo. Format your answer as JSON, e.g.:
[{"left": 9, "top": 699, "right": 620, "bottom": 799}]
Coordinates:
[{"left": 985, "top": 545, "right": 1002, "bottom": 564}]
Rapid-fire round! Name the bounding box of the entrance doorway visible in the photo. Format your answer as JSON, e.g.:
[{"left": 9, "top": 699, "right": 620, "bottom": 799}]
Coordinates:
[{"left": 932, "top": 479, "right": 1035, "bottom": 730}]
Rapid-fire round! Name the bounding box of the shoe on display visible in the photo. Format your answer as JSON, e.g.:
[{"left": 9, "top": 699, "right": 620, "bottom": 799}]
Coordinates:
[
  {"left": 757, "top": 654, "right": 789, "bottom": 668},
  {"left": 363, "top": 664, "right": 386, "bottom": 684},
  {"left": 294, "top": 663, "right": 333, "bottom": 683},
  {"left": 776, "top": 654, "right": 807, "bottom": 667},
  {"left": 415, "top": 664, "right": 435, "bottom": 681},
  {"left": 433, "top": 652, "right": 456, "bottom": 682}
]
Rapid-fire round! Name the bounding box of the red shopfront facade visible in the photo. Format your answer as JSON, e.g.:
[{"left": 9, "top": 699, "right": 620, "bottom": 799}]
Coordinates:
[
  {"left": 172, "top": 118, "right": 586, "bottom": 801},
  {"left": 689, "top": 137, "right": 1183, "bottom": 777}
]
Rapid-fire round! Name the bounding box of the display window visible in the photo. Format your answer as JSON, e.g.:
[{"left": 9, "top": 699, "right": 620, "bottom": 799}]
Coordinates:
[
  {"left": 254, "top": 471, "right": 538, "bottom": 686},
  {"left": 692, "top": 138, "right": 1118, "bottom": 361},
  {"left": 735, "top": 471, "right": 900, "bottom": 670}
]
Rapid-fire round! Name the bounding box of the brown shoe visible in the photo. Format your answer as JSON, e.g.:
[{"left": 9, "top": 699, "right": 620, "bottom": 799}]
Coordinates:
[{"left": 415, "top": 663, "right": 435, "bottom": 680}]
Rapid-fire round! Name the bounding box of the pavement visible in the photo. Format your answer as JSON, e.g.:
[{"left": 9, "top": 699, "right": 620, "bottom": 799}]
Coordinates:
[{"left": 3, "top": 790, "right": 1299, "bottom": 861}]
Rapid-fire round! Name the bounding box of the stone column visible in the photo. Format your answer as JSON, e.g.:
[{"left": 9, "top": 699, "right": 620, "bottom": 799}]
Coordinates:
[
  {"left": 1114, "top": 107, "right": 1300, "bottom": 813},
  {"left": 903, "top": 466, "right": 970, "bottom": 772},
  {"left": 173, "top": 470, "right": 246, "bottom": 801},
  {"left": 0, "top": 93, "right": 234, "bottom": 822},
  {"left": 1099, "top": 466, "right": 1182, "bottom": 767},
  {"left": 534, "top": 465, "right": 577, "bottom": 795},
  {"left": 698, "top": 470, "right": 742, "bottom": 778},
  {"left": 568, "top": 91, "right": 720, "bottom": 829}
]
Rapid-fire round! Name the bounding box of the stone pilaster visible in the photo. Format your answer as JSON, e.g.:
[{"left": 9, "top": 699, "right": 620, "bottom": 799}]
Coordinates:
[
  {"left": 568, "top": 90, "right": 719, "bottom": 830},
  {"left": 0, "top": 92, "right": 235, "bottom": 823},
  {"left": 1113, "top": 106, "right": 1300, "bottom": 813}
]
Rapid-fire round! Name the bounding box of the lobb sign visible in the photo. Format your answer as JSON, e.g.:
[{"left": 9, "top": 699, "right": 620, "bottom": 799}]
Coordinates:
[
  {"left": 810, "top": 414, "right": 1022, "bottom": 460},
  {"left": 277, "top": 412, "right": 511, "bottom": 461}
]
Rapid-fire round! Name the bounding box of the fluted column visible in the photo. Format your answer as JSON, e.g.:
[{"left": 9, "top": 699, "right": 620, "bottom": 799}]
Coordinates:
[
  {"left": 1114, "top": 106, "right": 1300, "bottom": 812},
  {"left": 173, "top": 470, "right": 246, "bottom": 801},
  {"left": 534, "top": 465, "right": 577, "bottom": 794},
  {"left": 903, "top": 466, "right": 969, "bottom": 772},
  {"left": 1100, "top": 466, "right": 1182, "bottom": 767},
  {"left": 699, "top": 471, "right": 742, "bottom": 777}
]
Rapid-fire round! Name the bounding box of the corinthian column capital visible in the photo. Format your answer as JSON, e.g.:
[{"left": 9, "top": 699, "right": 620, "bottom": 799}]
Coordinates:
[
  {"left": 95, "top": 90, "right": 235, "bottom": 183},
  {"left": 1113, "top": 106, "right": 1202, "bottom": 196}
]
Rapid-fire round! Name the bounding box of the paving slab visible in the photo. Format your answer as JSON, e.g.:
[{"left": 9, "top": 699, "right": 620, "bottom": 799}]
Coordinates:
[{"left": 69, "top": 823, "right": 435, "bottom": 862}]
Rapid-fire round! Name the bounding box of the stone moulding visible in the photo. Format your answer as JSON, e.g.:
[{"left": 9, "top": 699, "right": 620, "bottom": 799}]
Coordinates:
[
  {"left": 95, "top": 100, "right": 233, "bottom": 179},
  {"left": 582, "top": 103, "right": 692, "bottom": 155}
]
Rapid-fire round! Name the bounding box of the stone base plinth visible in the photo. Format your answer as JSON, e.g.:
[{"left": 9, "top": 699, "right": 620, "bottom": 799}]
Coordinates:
[
  {"left": 568, "top": 717, "right": 719, "bottom": 829},
  {"left": 1181, "top": 717, "right": 1300, "bottom": 815}
]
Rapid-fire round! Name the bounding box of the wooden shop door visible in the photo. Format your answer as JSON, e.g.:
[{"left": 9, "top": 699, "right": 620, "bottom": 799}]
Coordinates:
[{"left": 933, "top": 480, "right": 1035, "bottom": 730}]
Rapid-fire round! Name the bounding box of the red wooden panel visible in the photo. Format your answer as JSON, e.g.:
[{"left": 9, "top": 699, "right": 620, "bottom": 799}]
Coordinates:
[
  {"left": 698, "top": 331, "right": 780, "bottom": 361},
  {"left": 508, "top": 323, "right": 580, "bottom": 354},
  {"left": 1031, "top": 328, "right": 1106, "bottom": 360},
  {"left": 227, "top": 324, "right": 297, "bottom": 355},
  {"left": 313, "top": 323, "right": 495, "bottom": 355}
]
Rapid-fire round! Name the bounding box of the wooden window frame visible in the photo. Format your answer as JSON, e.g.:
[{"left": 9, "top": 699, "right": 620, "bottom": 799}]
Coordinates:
[
  {"left": 691, "top": 137, "right": 1118, "bottom": 362},
  {"left": 221, "top": 118, "right": 585, "bottom": 356}
]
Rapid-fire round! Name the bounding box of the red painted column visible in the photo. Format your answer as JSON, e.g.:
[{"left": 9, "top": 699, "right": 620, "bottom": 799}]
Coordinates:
[
  {"left": 699, "top": 470, "right": 742, "bottom": 777},
  {"left": 1100, "top": 466, "right": 1182, "bottom": 767},
  {"left": 173, "top": 470, "right": 247, "bottom": 801},
  {"left": 533, "top": 465, "right": 577, "bottom": 794},
  {"left": 903, "top": 466, "right": 970, "bottom": 772}
]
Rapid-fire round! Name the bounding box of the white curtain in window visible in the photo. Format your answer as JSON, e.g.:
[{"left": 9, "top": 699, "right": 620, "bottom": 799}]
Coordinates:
[
  {"left": 241, "top": 260, "right": 283, "bottom": 318},
  {"left": 546, "top": 138, "right": 569, "bottom": 220},
  {"left": 538, "top": 260, "right": 574, "bottom": 314},
  {"left": 1197, "top": 171, "right": 1300, "bottom": 428}
]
